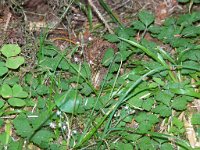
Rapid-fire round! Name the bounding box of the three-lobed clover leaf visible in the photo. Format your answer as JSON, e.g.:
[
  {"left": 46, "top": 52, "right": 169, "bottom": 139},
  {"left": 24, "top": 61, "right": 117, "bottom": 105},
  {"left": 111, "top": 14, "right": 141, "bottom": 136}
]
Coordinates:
[
  {"left": 0, "top": 62, "right": 8, "bottom": 77},
  {"left": 6, "top": 56, "right": 25, "bottom": 69},
  {"left": 0, "top": 84, "right": 28, "bottom": 107},
  {"left": 0, "top": 44, "right": 21, "bottom": 58},
  {"left": 0, "top": 44, "right": 24, "bottom": 69}
]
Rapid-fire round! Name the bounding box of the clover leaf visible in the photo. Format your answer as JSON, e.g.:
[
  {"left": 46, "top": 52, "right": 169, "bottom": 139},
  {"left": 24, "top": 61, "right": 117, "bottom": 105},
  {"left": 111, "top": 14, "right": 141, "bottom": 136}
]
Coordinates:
[{"left": 0, "top": 44, "right": 21, "bottom": 58}]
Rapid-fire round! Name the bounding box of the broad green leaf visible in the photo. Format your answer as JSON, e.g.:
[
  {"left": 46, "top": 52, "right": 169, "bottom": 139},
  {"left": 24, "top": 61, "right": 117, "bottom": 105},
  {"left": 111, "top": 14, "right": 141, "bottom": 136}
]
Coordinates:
[
  {"left": 31, "top": 130, "right": 54, "bottom": 149},
  {"left": 154, "top": 90, "right": 174, "bottom": 106},
  {"left": 138, "top": 10, "right": 155, "bottom": 27},
  {"left": 55, "top": 89, "right": 84, "bottom": 113},
  {"left": 135, "top": 113, "right": 159, "bottom": 124},
  {"left": 128, "top": 92, "right": 148, "bottom": 109},
  {"left": 43, "top": 48, "right": 57, "bottom": 57},
  {"left": 102, "top": 48, "right": 114, "bottom": 66},
  {"left": 0, "top": 100, "right": 4, "bottom": 108},
  {"left": 160, "top": 143, "right": 174, "bottom": 150},
  {"left": 12, "top": 84, "right": 28, "bottom": 98},
  {"left": 25, "top": 73, "right": 38, "bottom": 88},
  {"left": 7, "top": 140, "right": 23, "bottom": 150},
  {"left": 1, "top": 84, "right": 12, "bottom": 98},
  {"left": 104, "top": 34, "right": 119, "bottom": 42},
  {"left": 153, "top": 104, "right": 172, "bottom": 117},
  {"left": 13, "top": 114, "right": 34, "bottom": 137},
  {"left": 39, "top": 55, "right": 61, "bottom": 71},
  {"left": 181, "top": 61, "right": 199, "bottom": 74},
  {"left": 58, "top": 59, "right": 70, "bottom": 71},
  {"left": 191, "top": 113, "right": 200, "bottom": 125},
  {"left": 132, "top": 20, "right": 146, "bottom": 30},
  {"left": 0, "top": 66, "right": 8, "bottom": 77},
  {"left": 142, "top": 98, "right": 154, "bottom": 111},
  {"left": 81, "top": 62, "right": 91, "bottom": 79},
  {"left": 29, "top": 111, "right": 50, "bottom": 130},
  {"left": 3, "top": 76, "right": 19, "bottom": 86},
  {"left": 171, "top": 97, "right": 188, "bottom": 110},
  {"left": 80, "top": 83, "right": 92, "bottom": 96},
  {"left": 153, "top": 77, "right": 165, "bottom": 86},
  {"left": 37, "top": 97, "right": 46, "bottom": 109},
  {"left": 181, "top": 26, "right": 200, "bottom": 37},
  {"left": 0, "top": 44, "right": 21, "bottom": 58},
  {"left": 117, "top": 28, "right": 130, "bottom": 39},
  {"left": 137, "top": 137, "right": 155, "bottom": 150},
  {"left": 172, "top": 117, "right": 184, "bottom": 129},
  {"left": 36, "top": 85, "right": 49, "bottom": 95},
  {"left": 8, "top": 98, "right": 26, "bottom": 107},
  {"left": 114, "top": 142, "right": 133, "bottom": 150},
  {"left": 6, "top": 56, "right": 25, "bottom": 69},
  {"left": 180, "top": 49, "right": 200, "bottom": 62},
  {"left": 0, "top": 132, "right": 7, "bottom": 146}
]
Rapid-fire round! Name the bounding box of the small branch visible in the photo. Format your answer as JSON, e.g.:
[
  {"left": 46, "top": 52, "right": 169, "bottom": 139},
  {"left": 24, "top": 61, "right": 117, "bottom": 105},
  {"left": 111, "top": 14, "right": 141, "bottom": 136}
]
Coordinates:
[
  {"left": 4, "top": 12, "right": 12, "bottom": 32},
  {"left": 88, "top": 0, "right": 114, "bottom": 34}
]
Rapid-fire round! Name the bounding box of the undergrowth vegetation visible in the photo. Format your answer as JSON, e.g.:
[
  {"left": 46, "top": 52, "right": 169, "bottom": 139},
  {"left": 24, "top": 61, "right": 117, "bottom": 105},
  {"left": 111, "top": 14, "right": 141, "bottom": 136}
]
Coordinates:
[{"left": 0, "top": 3, "right": 200, "bottom": 150}]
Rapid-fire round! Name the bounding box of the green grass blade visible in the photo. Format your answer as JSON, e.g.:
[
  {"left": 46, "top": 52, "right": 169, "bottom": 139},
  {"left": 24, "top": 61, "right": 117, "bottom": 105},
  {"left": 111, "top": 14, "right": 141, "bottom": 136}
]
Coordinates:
[
  {"left": 87, "top": 5, "right": 93, "bottom": 30},
  {"left": 99, "top": 0, "right": 124, "bottom": 28},
  {"left": 118, "top": 37, "right": 177, "bottom": 82},
  {"left": 156, "top": 47, "right": 176, "bottom": 64},
  {"left": 74, "top": 67, "right": 168, "bottom": 148}
]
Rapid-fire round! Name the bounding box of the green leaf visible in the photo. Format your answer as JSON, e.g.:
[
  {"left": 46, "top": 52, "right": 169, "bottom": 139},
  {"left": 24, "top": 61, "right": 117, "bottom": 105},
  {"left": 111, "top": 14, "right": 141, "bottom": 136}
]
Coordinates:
[
  {"left": 81, "top": 62, "right": 91, "bottom": 79},
  {"left": 194, "top": 0, "right": 200, "bottom": 3},
  {"left": 142, "top": 98, "right": 154, "bottom": 111},
  {"left": 137, "top": 137, "right": 155, "bottom": 150},
  {"left": 29, "top": 111, "right": 50, "bottom": 130},
  {"left": 177, "top": 0, "right": 189, "bottom": 2},
  {"left": 128, "top": 91, "right": 150, "bottom": 109},
  {"left": 58, "top": 59, "right": 70, "bottom": 70},
  {"left": 6, "top": 56, "right": 25, "bottom": 69},
  {"left": 0, "top": 63, "right": 8, "bottom": 76},
  {"left": 12, "top": 84, "right": 28, "bottom": 98},
  {"left": 80, "top": 83, "right": 92, "bottom": 96},
  {"left": 7, "top": 140, "right": 23, "bottom": 150},
  {"left": 39, "top": 55, "right": 61, "bottom": 71},
  {"left": 160, "top": 143, "right": 174, "bottom": 150},
  {"left": 31, "top": 129, "right": 54, "bottom": 149},
  {"left": 181, "top": 61, "right": 199, "bottom": 74},
  {"left": 171, "top": 96, "right": 188, "bottom": 110},
  {"left": 36, "top": 85, "right": 49, "bottom": 95},
  {"left": 153, "top": 77, "right": 165, "bottom": 86},
  {"left": 138, "top": 10, "right": 155, "bottom": 27},
  {"left": 1, "top": 84, "right": 12, "bottom": 98},
  {"left": 13, "top": 114, "right": 34, "bottom": 138},
  {"left": 132, "top": 20, "right": 146, "bottom": 30},
  {"left": 153, "top": 104, "right": 172, "bottom": 117},
  {"left": 8, "top": 98, "right": 26, "bottom": 107},
  {"left": 116, "top": 28, "right": 130, "bottom": 39},
  {"left": 154, "top": 90, "right": 174, "bottom": 106},
  {"left": 114, "top": 142, "right": 133, "bottom": 150},
  {"left": 182, "top": 26, "right": 200, "bottom": 37},
  {"left": 104, "top": 34, "right": 119, "bottom": 42},
  {"left": 102, "top": 48, "right": 114, "bottom": 66},
  {"left": 191, "top": 113, "right": 200, "bottom": 125},
  {"left": 0, "top": 100, "right": 4, "bottom": 108},
  {"left": 0, "top": 44, "right": 21, "bottom": 58},
  {"left": 83, "top": 97, "right": 96, "bottom": 110},
  {"left": 55, "top": 89, "right": 84, "bottom": 114},
  {"left": 135, "top": 113, "right": 159, "bottom": 125}
]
